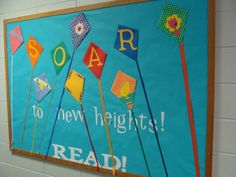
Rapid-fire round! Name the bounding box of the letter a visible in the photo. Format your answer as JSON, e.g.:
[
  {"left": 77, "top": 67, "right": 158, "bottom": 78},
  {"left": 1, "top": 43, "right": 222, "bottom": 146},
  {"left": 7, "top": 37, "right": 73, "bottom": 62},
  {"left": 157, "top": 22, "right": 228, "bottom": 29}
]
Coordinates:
[
  {"left": 118, "top": 29, "right": 137, "bottom": 51},
  {"left": 88, "top": 47, "right": 104, "bottom": 68},
  {"left": 83, "top": 43, "right": 107, "bottom": 79}
]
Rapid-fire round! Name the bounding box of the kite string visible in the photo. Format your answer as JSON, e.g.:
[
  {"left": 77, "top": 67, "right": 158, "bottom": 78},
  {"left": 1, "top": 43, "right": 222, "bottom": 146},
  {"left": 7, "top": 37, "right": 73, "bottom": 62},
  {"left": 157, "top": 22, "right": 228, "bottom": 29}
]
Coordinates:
[
  {"left": 98, "top": 79, "right": 116, "bottom": 176},
  {"left": 135, "top": 61, "right": 169, "bottom": 177},
  {"left": 20, "top": 67, "right": 35, "bottom": 150},
  {"left": 45, "top": 48, "right": 77, "bottom": 158},
  {"left": 10, "top": 54, "right": 14, "bottom": 148},
  {"left": 38, "top": 77, "right": 57, "bottom": 154},
  {"left": 131, "top": 110, "right": 152, "bottom": 177},
  {"left": 80, "top": 103, "right": 100, "bottom": 171},
  {"left": 31, "top": 103, "right": 39, "bottom": 153},
  {"left": 180, "top": 44, "right": 201, "bottom": 177}
]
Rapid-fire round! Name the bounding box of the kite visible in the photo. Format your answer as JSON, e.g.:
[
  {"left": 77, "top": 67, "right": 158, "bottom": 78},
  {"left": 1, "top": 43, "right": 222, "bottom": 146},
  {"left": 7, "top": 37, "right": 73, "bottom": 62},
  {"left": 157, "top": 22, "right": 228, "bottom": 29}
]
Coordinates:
[
  {"left": 111, "top": 71, "right": 151, "bottom": 177},
  {"left": 9, "top": 26, "right": 24, "bottom": 54},
  {"left": 37, "top": 41, "right": 70, "bottom": 154},
  {"left": 8, "top": 26, "right": 24, "bottom": 147},
  {"left": 158, "top": 4, "right": 188, "bottom": 44},
  {"left": 30, "top": 73, "right": 52, "bottom": 153},
  {"left": 71, "top": 13, "right": 90, "bottom": 49},
  {"left": 51, "top": 42, "right": 70, "bottom": 75},
  {"left": 158, "top": 4, "right": 201, "bottom": 177},
  {"left": 45, "top": 12, "right": 90, "bottom": 158},
  {"left": 65, "top": 70, "right": 99, "bottom": 171},
  {"left": 83, "top": 42, "right": 116, "bottom": 175},
  {"left": 34, "top": 74, "right": 51, "bottom": 102},
  {"left": 114, "top": 25, "right": 138, "bottom": 60},
  {"left": 65, "top": 70, "right": 84, "bottom": 103},
  {"left": 114, "top": 25, "right": 169, "bottom": 177},
  {"left": 20, "top": 36, "right": 43, "bottom": 150}
]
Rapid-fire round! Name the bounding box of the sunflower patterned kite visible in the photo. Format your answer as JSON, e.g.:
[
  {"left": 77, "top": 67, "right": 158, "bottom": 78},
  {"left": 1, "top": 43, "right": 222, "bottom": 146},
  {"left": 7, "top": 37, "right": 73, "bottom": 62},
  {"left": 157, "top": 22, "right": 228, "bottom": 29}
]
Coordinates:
[{"left": 158, "top": 4, "right": 188, "bottom": 44}]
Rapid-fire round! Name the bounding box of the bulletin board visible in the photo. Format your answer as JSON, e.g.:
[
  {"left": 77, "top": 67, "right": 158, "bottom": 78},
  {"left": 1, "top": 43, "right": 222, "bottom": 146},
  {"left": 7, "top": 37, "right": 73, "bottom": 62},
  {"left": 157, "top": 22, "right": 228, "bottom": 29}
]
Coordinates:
[{"left": 4, "top": 0, "right": 215, "bottom": 177}]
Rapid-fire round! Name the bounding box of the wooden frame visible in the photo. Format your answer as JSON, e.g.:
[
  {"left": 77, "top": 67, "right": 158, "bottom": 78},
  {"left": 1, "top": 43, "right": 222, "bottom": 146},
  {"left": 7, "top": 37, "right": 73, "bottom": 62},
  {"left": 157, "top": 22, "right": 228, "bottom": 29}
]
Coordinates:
[
  {"left": 4, "top": 0, "right": 215, "bottom": 176},
  {"left": 205, "top": 0, "right": 216, "bottom": 177}
]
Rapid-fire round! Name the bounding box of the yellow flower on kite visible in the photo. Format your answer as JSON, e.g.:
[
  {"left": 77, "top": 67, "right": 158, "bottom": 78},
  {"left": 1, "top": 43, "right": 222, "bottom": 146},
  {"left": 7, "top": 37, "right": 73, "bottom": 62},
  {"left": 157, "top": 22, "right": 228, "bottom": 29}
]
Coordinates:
[
  {"left": 165, "top": 14, "right": 182, "bottom": 35},
  {"left": 120, "top": 82, "right": 131, "bottom": 99},
  {"left": 111, "top": 71, "right": 137, "bottom": 110},
  {"left": 39, "top": 82, "right": 46, "bottom": 90}
]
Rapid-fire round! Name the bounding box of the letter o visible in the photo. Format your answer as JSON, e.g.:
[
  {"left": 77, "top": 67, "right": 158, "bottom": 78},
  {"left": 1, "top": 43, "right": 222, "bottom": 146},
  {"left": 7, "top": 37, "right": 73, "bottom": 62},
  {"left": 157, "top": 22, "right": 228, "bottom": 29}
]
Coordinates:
[{"left": 54, "top": 47, "right": 66, "bottom": 67}]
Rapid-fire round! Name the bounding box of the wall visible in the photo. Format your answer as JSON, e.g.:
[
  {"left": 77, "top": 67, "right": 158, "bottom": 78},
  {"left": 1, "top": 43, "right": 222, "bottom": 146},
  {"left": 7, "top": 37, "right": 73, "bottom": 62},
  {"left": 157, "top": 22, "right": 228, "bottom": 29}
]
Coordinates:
[
  {"left": 212, "top": 0, "right": 236, "bottom": 177},
  {"left": 0, "top": 0, "right": 235, "bottom": 177}
]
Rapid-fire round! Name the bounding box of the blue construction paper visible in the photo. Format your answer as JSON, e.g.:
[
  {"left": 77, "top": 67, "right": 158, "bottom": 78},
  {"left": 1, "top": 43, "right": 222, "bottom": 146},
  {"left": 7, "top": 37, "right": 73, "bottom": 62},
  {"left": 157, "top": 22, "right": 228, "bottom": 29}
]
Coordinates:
[{"left": 114, "top": 25, "right": 139, "bottom": 60}]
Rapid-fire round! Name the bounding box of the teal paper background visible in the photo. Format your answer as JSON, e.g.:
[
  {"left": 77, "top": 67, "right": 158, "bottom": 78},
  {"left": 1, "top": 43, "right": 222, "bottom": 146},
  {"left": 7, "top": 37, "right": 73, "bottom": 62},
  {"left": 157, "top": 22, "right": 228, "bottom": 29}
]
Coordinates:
[{"left": 6, "top": 1, "right": 208, "bottom": 177}]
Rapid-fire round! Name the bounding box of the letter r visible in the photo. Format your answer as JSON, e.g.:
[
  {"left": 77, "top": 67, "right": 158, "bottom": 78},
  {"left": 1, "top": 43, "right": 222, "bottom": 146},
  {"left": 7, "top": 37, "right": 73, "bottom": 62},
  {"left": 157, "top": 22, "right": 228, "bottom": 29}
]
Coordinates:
[{"left": 118, "top": 29, "right": 138, "bottom": 51}]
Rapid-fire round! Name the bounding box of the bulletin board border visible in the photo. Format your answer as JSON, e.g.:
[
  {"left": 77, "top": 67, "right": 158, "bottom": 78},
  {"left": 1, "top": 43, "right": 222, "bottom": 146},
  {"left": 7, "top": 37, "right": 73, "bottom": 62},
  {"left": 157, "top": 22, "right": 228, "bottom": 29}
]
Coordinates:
[
  {"left": 3, "top": 0, "right": 215, "bottom": 176},
  {"left": 205, "top": 0, "right": 215, "bottom": 177}
]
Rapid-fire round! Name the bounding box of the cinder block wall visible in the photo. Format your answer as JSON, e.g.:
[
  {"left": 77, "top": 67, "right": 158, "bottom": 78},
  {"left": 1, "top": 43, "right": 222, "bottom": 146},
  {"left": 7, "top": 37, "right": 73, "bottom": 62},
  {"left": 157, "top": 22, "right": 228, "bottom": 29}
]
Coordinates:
[
  {"left": 0, "top": 0, "right": 235, "bottom": 177},
  {"left": 212, "top": 0, "right": 236, "bottom": 177}
]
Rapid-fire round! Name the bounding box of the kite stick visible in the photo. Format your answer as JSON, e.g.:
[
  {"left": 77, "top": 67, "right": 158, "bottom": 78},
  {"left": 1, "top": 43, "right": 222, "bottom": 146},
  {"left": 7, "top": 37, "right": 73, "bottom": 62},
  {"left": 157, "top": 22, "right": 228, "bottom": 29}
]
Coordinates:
[
  {"left": 45, "top": 49, "right": 76, "bottom": 158},
  {"left": 135, "top": 61, "right": 169, "bottom": 177},
  {"left": 180, "top": 44, "right": 201, "bottom": 177},
  {"left": 31, "top": 103, "right": 39, "bottom": 153},
  {"left": 98, "top": 79, "right": 116, "bottom": 176},
  {"left": 37, "top": 78, "right": 57, "bottom": 154},
  {"left": 80, "top": 103, "right": 100, "bottom": 171},
  {"left": 20, "top": 67, "right": 35, "bottom": 150},
  {"left": 10, "top": 54, "right": 14, "bottom": 147},
  {"left": 131, "top": 110, "right": 151, "bottom": 177}
]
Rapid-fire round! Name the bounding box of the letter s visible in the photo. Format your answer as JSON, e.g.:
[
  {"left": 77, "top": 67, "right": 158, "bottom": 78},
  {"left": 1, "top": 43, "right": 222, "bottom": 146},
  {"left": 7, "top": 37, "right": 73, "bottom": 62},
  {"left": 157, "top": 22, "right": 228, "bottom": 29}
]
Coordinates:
[{"left": 28, "top": 39, "right": 39, "bottom": 58}]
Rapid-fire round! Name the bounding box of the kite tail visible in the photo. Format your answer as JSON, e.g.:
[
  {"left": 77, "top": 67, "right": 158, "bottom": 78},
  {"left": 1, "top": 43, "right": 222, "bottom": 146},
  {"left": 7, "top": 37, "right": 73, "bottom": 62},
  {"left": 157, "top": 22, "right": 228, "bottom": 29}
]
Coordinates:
[
  {"left": 98, "top": 79, "right": 116, "bottom": 176},
  {"left": 131, "top": 110, "right": 152, "bottom": 177},
  {"left": 45, "top": 49, "right": 76, "bottom": 158},
  {"left": 38, "top": 78, "right": 57, "bottom": 154},
  {"left": 31, "top": 103, "right": 39, "bottom": 153},
  {"left": 20, "top": 67, "right": 35, "bottom": 150},
  {"left": 80, "top": 103, "right": 100, "bottom": 171},
  {"left": 10, "top": 54, "right": 14, "bottom": 148},
  {"left": 136, "top": 61, "right": 169, "bottom": 177},
  {"left": 180, "top": 44, "right": 201, "bottom": 177}
]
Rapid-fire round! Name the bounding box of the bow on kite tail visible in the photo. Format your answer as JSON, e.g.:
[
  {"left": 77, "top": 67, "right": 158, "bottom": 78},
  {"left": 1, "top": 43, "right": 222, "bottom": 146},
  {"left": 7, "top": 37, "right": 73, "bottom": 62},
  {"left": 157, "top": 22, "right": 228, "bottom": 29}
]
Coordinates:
[{"left": 180, "top": 44, "right": 201, "bottom": 177}]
